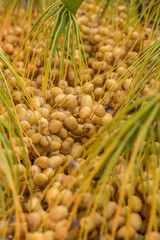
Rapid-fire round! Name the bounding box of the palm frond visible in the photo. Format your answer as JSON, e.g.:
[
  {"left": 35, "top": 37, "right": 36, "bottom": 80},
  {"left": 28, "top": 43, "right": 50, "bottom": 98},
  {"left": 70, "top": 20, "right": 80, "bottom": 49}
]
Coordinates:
[
  {"left": 109, "top": 40, "right": 160, "bottom": 114},
  {"left": 97, "top": 0, "right": 160, "bottom": 27},
  {"left": 0, "top": 0, "right": 46, "bottom": 16},
  {"left": 0, "top": 0, "right": 50, "bottom": 42},
  {"left": 88, "top": 30, "right": 160, "bottom": 118},
  {"left": 18, "top": 1, "right": 88, "bottom": 96},
  {"left": 0, "top": 53, "right": 32, "bottom": 239},
  {"left": 64, "top": 89, "right": 160, "bottom": 238}
]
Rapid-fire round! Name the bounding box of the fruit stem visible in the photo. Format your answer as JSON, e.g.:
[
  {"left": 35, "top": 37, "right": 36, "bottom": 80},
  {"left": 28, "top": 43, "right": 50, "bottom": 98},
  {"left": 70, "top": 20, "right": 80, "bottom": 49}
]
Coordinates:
[{"left": 62, "top": 0, "right": 84, "bottom": 14}]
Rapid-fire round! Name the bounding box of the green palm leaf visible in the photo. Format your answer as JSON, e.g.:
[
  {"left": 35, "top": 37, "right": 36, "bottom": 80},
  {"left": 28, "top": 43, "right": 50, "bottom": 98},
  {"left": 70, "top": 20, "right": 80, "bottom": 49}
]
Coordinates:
[
  {"left": 0, "top": 54, "right": 33, "bottom": 239},
  {"left": 18, "top": 0, "right": 87, "bottom": 96},
  {"left": 64, "top": 89, "right": 160, "bottom": 238}
]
